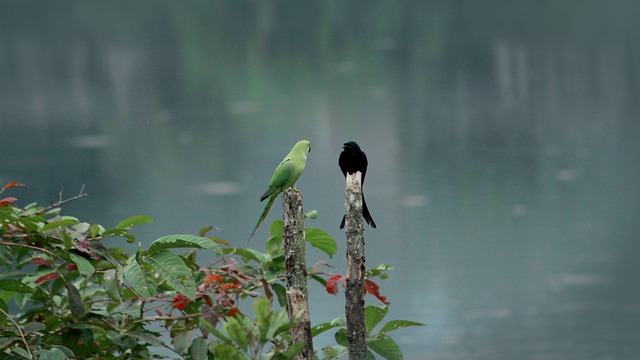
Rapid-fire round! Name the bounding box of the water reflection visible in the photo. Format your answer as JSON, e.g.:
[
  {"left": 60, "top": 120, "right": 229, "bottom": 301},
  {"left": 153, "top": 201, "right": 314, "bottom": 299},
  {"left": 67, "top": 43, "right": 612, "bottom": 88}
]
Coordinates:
[{"left": 2, "top": 2, "right": 639, "bottom": 359}]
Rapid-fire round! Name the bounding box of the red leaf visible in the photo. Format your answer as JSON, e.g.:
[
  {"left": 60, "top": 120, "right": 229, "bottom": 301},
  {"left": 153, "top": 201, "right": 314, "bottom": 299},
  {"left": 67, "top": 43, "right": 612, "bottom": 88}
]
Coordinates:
[
  {"left": 0, "top": 197, "right": 18, "bottom": 207},
  {"left": 261, "top": 278, "right": 273, "bottom": 302},
  {"left": 220, "top": 283, "right": 237, "bottom": 292},
  {"left": 364, "top": 279, "right": 390, "bottom": 305},
  {"left": 1, "top": 182, "right": 28, "bottom": 192},
  {"left": 172, "top": 294, "right": 190, "bottom": 310},
  {"left": 66, "top": 264, "right": 78, "bottom": 271},
  {"left": 326, "top": 274, "right": 346, "bottom": 295},
  {"left": 35, "top": 272, "right": 60, "bottom": 285},
  {"left": 73, "top": 240, "right": 98, "bottom": 260},
  {"left": 204, "top": 273, "right": 223, "bottom": 286},
  {"left": 202, "top": 295, "right": 213, "bottom": 307},
  {"left": 30, "top": 258, "right": 54, "bottom": 267},
  {"left": 226, "top": 307, "right": 239, "bottom": 317}
]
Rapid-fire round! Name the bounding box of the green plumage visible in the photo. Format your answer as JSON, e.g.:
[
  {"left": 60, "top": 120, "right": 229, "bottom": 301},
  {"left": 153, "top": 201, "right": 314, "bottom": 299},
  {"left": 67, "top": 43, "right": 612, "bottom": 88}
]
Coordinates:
[{"left": 249, "top": 140, "right": 311, "bottom": 240}]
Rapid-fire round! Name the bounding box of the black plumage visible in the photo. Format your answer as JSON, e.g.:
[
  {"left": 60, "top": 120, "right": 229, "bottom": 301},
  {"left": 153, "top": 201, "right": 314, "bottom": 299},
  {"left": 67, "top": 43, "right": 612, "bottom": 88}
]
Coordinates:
[{"left": 339, "top": 141, "right": 376, "bottom": 229}]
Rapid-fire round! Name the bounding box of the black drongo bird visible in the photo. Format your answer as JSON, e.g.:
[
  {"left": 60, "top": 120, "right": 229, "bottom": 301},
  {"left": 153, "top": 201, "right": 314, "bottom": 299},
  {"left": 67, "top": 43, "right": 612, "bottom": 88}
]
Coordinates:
[{"left": 339, "top": 141, "right": 376, "bottom": 229}]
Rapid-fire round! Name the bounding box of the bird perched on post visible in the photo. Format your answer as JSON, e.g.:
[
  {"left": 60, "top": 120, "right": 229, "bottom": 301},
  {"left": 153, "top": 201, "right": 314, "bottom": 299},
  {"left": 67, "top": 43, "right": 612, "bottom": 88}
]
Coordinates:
[
  {"left": 249, "top": 140, "right": 311, "bottom": 240},
  {"left": 339, "top": 141, "right": 376, "bottom": 229}
]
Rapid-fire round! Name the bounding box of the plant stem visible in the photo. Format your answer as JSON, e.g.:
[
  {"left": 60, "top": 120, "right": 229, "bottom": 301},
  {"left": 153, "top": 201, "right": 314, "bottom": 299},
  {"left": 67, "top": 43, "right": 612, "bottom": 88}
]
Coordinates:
[{"left": 0, "top": 306, "right": 33, "bottom": 359}]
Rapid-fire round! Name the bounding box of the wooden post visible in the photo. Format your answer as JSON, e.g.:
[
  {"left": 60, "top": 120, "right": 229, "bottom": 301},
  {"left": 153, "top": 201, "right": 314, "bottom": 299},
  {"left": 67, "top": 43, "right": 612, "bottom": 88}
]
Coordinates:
[
  {"left": 344, "top": 172, "right": 367, "bottom": 360},
  {"left": 282, "top": 189, "right": 315, "bottom": 360}
]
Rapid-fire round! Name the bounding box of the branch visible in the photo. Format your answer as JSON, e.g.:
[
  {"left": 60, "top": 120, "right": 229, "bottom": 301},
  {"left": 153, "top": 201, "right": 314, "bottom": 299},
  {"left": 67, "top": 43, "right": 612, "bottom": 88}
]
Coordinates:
[
  {"left": 344, "top": 172, "right": 367, "bottom": 360},
  {"left": 0, "top": 241, "right": 69, "bottom": 264},
  {"left": 282, "top": 189, "right": 315, "bottom": 360},
  {"left": 0, "top": 306, "right": 34, "bottom": 359},
  {"left": 35, "top": 185, "right": 88, "bottom": 214},
  {"left": 135, "top": 312, "right": 202, "bottom": 323}
]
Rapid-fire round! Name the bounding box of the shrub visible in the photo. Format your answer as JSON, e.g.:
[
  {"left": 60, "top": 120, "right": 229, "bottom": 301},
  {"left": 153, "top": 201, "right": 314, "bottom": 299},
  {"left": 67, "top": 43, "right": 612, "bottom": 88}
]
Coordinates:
[{"left": 0, "top": 183, "right": 422, "bottom": 360}]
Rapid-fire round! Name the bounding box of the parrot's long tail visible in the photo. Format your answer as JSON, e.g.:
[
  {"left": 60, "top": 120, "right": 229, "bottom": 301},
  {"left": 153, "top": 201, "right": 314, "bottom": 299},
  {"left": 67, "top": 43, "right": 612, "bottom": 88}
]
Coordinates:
[
  {"left": 249, "top": 194, "right": 277, "bottom": 241},
  {"left": 339, "top": 192, "right": 376, "bottom": 229}
]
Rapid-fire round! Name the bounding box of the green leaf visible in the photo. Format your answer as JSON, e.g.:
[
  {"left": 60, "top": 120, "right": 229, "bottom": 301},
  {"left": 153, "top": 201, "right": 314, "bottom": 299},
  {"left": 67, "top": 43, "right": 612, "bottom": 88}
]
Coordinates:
[
  {"left": 50, "top": 346, "right": 75, "bottom": 358},
  {"left": 224, "top": 316, "right": 249, "bottom": 352},
  {"left": 253, "top": 297, "right": 289, "bottom": 343},
  {"left": 13, "top": 291, "right": 32, "bottom": 309},
  {"left": 304, "top": 210, "right": 318, "bottom": 219},
  {"left": 173, "top": 330, "right": 194, "bottom": 354},
  {"left": 145, "top": 234, "right": 221, "bottom": 256},
  {"left": 365, "top": 305, "right": 388, "bottom": 336},
  {"left": 199, "top": 225, "right": 213, "bottom": 237},
  {"left": 305, "top": 228, "right": 337, "bottom": 257},
  {"left": 265, "top": 232, "right": 283, "bottom": 255},
  {"left": 69, "top": 253, "right": 95, "bottom": 276},
  {"left": 44, "top": 207, "right": 61, "bottom": 216},
  {"left": 367, "top": 334, "right": 403, "bottom": 360},
  {"left": 334, "top": 328, "right": 348, "bottom": 347},
  {"left": 268, "top": 309, "right": 290, "bottom": 340},
  {"left": 65, "top": 282, "right": 85, "bottom": 318},
  {"left": 102, "top": 228, "right": 127, "bottom": 237},
  {"left": 213, "top": 344, "right": 248, "bottom": 360},
  {"left": 270, "top": 219, "right": 283, "bottom": 238},
  {"left": 126, "top": 328, "right": 168, "bottom": 349},
  {"left": 70, "top": 222, "right": 90, "bottom": 236},
  {"left": 0, "top": 279, "right": 34, "bottom": 293},
  {"left": 103, "top": 268, "right": 121, "bottom": 300},
  {"left": 310, "top": 274, "right": 328, "bottom": 287},
  {"left": 115, "top": 215, "right": 154, "bottom": 229},
  {"left": 222, "top": 247, "right": 267, "bottom": 263},
  {"left": 123, "top": 233, "right": 136, "bottom": 243},
  {"left": 124, "top": 258, "right": 153, "bottom": 298},
  {"left": 24, "top": 321, "right": 46, "bottom": 333},
  {"left": 321, "top": 345, "right": 348, "bottom": 360},
  {"left": 273, "top": 342, "right": 304, "bottom": 360},
  {"left": 89, "top": 224, "right": 105, "bottom": 238},
  {"left": 19, "top": 216, "right": 46, "bottom": 231},
  {"left": 36, "top": 348, "right": 66, "bottom": 360},
  {"left": 367, "top": 264, "right": 395, "bottom": 278},
  {"left": 12, "top": 347, "right": 31, "bottom": 358},
  {"left": 42, "top": 218, "right": 79, "bottom": 232},
  {"left": 0, "top": 336, "right": 14, "bottom": 350},
  {"left": 147, "top": 250, "right": 196, "bottom": 299},
  {"left": 0, "top": 299, "right": 7, "bottom": 327},
  {"left": 379, "top": 320, "right": 425, "bottom": 334},
  {"left": 209, "top": 327, "right": 231, "bottom": 344},
  {"left": 312, "top": 317, "right": 346, "bottom": 337},
  {"left": 254, "top": 297, "right": 270, "bottom": 342},
  {"left": 189, "top": 337, "right": 209, "bottom": 360},
  {"left": 271, "top": 282, "right": 287, "bottom": 307},
  {"left": 104, "top": 330, "right": 127, "bottom": 347}
]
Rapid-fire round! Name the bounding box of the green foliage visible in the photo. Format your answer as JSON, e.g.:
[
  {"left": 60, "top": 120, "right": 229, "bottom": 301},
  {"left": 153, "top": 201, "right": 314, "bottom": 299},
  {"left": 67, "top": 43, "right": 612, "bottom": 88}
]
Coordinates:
[
  {"left": 266, "top": 220, "right": 336, "bottom": 258},
  {"left": 0, "top": 185, "right": 423, "bottom": 359},
  {"left": 326, "top": 305, "right": 424, "bottom": 360},
  {"left": 305, "top": 228, "right": 337, "bottom": 258}
]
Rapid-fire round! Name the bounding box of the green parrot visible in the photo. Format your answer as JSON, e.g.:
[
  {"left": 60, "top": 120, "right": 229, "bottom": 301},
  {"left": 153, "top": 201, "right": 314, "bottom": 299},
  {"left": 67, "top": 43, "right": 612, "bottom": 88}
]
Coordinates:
[{"left": 249, "top": 140, "right": 311, "bottom": 240}]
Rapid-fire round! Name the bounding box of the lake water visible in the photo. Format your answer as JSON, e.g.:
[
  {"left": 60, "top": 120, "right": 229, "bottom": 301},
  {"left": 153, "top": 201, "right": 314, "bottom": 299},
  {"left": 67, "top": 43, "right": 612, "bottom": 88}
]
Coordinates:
[{"left": 1, "top": 2, "right": 639, "bottom": 359}]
